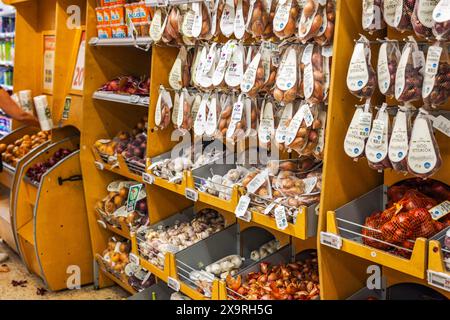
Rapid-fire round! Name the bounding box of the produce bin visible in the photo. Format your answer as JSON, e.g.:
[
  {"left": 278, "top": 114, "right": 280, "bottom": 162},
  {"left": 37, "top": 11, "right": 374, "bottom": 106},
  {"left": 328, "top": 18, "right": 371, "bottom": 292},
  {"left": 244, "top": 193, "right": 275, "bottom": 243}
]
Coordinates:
[
  {"left": 325, "top": 185, "right": 435, "bottom": 279},
  {"left": 173, "top": 224, "right": 280, "bottom": 300},
  {"left": 128, "top": 282, "right": 177, "bottom": 300}
]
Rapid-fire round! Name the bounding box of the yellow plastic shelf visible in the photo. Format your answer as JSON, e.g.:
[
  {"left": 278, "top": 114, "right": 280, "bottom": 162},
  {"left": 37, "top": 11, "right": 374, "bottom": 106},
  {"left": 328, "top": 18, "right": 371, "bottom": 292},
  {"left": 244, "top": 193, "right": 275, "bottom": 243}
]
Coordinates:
[
  {"left": 95, "top": 255, "right": 137, "bottom": 295},
  {"left": 326, "top": 211, "right": 428, "bottom": 279},
  {"left": 17, "top": 220, "right": 35, "bottom": 246},
  {"left": 152, "top": 174, "right": 187, "bottom": 197},
  {"left": 94, "top": 209, "right": 131, "bottom": 240},
  {"left": 427, "top": 240, "right": 450, "bottom": 293},
  {"left": 92, "top": 149, "right": 143, "bottom": 183}
]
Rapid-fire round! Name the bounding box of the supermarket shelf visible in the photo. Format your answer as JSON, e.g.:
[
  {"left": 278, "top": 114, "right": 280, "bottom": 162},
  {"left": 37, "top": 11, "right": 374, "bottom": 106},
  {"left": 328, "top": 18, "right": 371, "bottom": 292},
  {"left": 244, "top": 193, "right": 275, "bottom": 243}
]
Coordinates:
[
  {"left": 94, "top": 209, "right": 131, "bottom": 240},
  {"left": 95, "top": 255, "right": 137, "bottom": 295},
  {"left": 324, "top": 185, "right": 429, "bottom": 279},
  {"left": 88, "top": 37, "right": 152, "bottom": 48},
  {"left": 93, "top": 91, "right": 149, "bottom": 107},
  {"left": 92, "top": 151, "right": 143, "bottom": 183}
]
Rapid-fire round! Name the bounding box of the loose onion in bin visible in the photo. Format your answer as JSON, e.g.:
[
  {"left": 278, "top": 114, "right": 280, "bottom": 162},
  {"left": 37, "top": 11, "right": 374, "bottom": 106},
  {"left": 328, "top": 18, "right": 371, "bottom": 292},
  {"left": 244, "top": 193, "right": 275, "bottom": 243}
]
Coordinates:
[
  {"left": 275, "top": 102, "right": 295, "bottom": 152},
  {"left": 154, "top": 86, "right": 173, "bottom": 131},
  {"left": 422, "top": 42, "right": 450, "bottom": 107},
  {"left": 432, "top": 0, "right": 450, "bottom": 40},
  {"left": 362, "top": 0, "right": 386, "bottom": 33},
  {"left": 411, "top": 0, "right": 439, "bottom": 39},
  {"left": 347, "top": 35, "right": 377, "bottom": 100},
  {"left": 395, "top": 37, "right": 425, "bottom": 103},
  {"left": 377, "top": 40, "right": 401, "bottom": 98},
  {"left": 298, "top": 0, "right": 325, "bottom": 43},
  {"left": 274, "top": 45, "right": 300, "bottom": 104},
  {"left": 273, "top": 0, "right": 299, "bottom": 40}
]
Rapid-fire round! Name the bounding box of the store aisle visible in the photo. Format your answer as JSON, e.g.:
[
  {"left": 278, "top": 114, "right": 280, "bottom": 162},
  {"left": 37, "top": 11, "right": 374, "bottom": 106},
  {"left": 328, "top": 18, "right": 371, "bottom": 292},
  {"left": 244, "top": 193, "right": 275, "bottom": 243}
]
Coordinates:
[{"left": 0, "top": 240, "right": 128, "bottom": 300}]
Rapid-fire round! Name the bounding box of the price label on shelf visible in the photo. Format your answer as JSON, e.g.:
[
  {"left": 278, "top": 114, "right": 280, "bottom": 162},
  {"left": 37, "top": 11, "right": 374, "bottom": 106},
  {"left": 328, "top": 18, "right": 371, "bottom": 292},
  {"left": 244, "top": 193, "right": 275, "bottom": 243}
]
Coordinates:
[
  {"left": 167, "top": 277, "right": 180, "bottom": 292},
  {"left": 129, "top": 253, "right": 140, "bottom": 266},
  {"left": 185, "top": 188, "right": 199, "bottom": 202},
  {"left": 427, "top": 270, "right": 450, "bottom": 292},
  {"left": 94, "top": 161, "right": 104, "bottom": 171},
  {"left": 432, "top": 115, "right": 450, "bottom": 137},
  {"left": 274, "top": 205, "right": 288, "bottom": 230},
  {"left": 429, "top": 200, "right": 450, "bottom": 221},
  {"left": 320, "top": 231, "right": 342, "bottom": 250},
  {"left": 126, "top": 184, "right": 143, "bottom": 213},
  {"left": 129, "top": 95, "right": 140, "bottom": 104},
  {"left": 235, "top": 195, "right": 251, "bottom": 218},
  {"left": 142, "top": 172, "right": 154, "bottom": 185}
]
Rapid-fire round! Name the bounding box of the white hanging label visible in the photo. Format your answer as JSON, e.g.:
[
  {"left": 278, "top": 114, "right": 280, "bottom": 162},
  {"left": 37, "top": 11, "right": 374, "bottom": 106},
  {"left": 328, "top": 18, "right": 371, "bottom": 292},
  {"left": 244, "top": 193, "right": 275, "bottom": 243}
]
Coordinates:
[
  {"left": 407, "top": 117, "right": 438, "bottom": 174},
  {"left": 427, "top": 270, "right": 450, "bottom": 292},
  {"left": 423, "top": 45, "right": 442, "bottom": 99},
  {"left": 433, "top": 0, "right": 450, "bottom": 22},
  {"left": 428, "top": 200, "right": 450, "bottom": 220},
  {"left": 235, "top": 195, "right": 251, "bottom": 217},
  {"left": 275, "top": 103, "right": 293, "bottom": 144},
  {"left": 389, "top": 110, "right": 409, "bottom": 162},
  {"left": 347, "top": 42, "right": 369, "bottom": 92},
  {"left": 274, "top": 205, "right": 288, "bottom": 230},
  {"left": 344, "top": 108, "right": 366, "bottom": 158}
]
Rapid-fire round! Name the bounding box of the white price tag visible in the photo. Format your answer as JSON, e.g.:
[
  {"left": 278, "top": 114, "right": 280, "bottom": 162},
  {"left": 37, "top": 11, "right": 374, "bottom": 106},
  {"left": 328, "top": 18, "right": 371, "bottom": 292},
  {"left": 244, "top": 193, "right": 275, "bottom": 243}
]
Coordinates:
[
  {"left": 167, "top": 277, "right": 181, "bottom": 292},
  {"left": 427, "top": 270, "right": 450, "bottom": 292},
  {"left": 94, "top": 161, "right": 104, "bottom": 171},
  {"left": 358, "top": 111, "right": 372, "bottom": 138},
  {"left": 274, "top": 206, "right": 288, "bottom": 230},
  {"left": 264, "top": 198, "right": 282, "bottom": 215},
  {"left": 370, "top": 119, "right": 385, "bottom": 145},
  {"left": 432, "top": 115, "right": 450, "bottom": 137},
  {"left": 142, "top": 172, "right": 154, "bottom": 185},
  {"left": 429, "top": 200, "right": 450, "bottom": 221},
  {"left": 185, "top": 188, "right": 199, "bottom": 202},
  {"left": 246, "top": 170, "right": 269, "bottom": 194},
  {"left": 129, "top": 253, "right": 140, "bottom": 266},
  {"left": 235, "top": 195, "right": 251, "bottom": 217},
  {"left": 320, "top": 231, "right": 342, "bottom": 249}
]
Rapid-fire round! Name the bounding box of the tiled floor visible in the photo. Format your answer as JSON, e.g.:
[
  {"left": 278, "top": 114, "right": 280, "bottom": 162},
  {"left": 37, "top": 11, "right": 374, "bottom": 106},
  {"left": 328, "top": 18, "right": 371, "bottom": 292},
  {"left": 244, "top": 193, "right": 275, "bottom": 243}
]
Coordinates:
[{"left": 0, "top": 240, "right": 128, "bottom": 300}]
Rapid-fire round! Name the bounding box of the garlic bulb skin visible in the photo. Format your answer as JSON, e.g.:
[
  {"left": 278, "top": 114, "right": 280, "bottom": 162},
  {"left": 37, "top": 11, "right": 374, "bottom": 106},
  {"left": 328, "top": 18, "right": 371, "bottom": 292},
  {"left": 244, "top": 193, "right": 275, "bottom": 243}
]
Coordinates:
[{"left": 250, "top": 250, "right": 260, "bottom": 261}]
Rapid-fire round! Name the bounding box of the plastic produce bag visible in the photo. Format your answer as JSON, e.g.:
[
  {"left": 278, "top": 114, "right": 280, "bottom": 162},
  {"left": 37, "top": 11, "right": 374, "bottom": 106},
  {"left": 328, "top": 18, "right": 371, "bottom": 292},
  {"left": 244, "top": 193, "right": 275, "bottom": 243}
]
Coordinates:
[
  {"left": 217, "top": 93, "right": 235, "bottom": 138},
  {"left": 234, "top": 0, "right": 250, "bottom": 40},
  {"left": 273, "top": 0, "right": 299, "bottom": 40},
  {"left": 377, "top": 40, "right": 401, "bottom": 98},
  {"left": 273, "top": 44, "right": 300, "bottom": 104},
  {"left": 298, "top": 0, "right": 325, "bottom": 43},
  {"left": 344, "top": 103, "right": 373, "bottom": 161},
  {"left": 365, "top": 103, "right": 392, "bottom": 171},
  {"left": 205, "top": 93, "right": 223, "bottom": 139},
  {"left": 149, "top": 8, "right": 168, "bottom": 43},
  {"left": 196, "top": 43, "right": 219, "bottom": 90},
  {"left": 154, "top": 86, "right": 173, "bottom": 131},
  {"left": 191, "top": 2, "right": 213, "bottom": 40},
  {"left": 193, "top": 93, "right": 211, "bottom": 139},
  {"left": 303, "top": 43, "right": 328, "bottom": 104},
  {"left": 212, "top": 40, "right": 236, "bottom": 89},
  {"left": 422, "top": 42, "right": 450, "bottom": 107},
  {"left": 407, "top": 108, "right": 442, "bottom": 178},
  {"left": 300, "top": 104, "right": 323, "bottom": 157},
  {"left": 172, "top": 88, "right": 194, "bottom": 133},
  {"left": 246, "top": 0, "right": 271, "bottom": 38},
  {"left": 224, "top": 43, "right": 245, "bottom": 90},
  {"left": 411, "top": 0, "right": 439, "bottom": 38},
  {"left": 258, "top": 98, "right": 278, "bottom": 149},
  {"left": 162, "top": 6, "right": 183, "bottom": 45},
  {"left": 432, "top": 0, "right": 450, "bottom": 40},
  {"left": 275, "top": 102, "right": 295, "bottom": 152},
  {"left": 392, "top": 0, "right": 415, "bottom": 32},
  {"left": 362, "top": 0, "right": 386, "bottom": 33},
  {"left": 169, "top": 46, "right": 191, "bottom": 90},
  {"left": 284, "top": 101, "right": 314, "bottom": 154},
  {"left": 220, "top": 0, "right": 236, "bottom": 37},
  {"left": 383, "top": 0, "right": 399, "bottom": 27},
  {"left": 395, "top": 37, "right": 425, "bottom": 102},
  {"left": 314, "top": 0, "right": 336, "bottom": 46},
  {"left": 313, "top": 105, "right": 327, "bottom": 160},
  {"left": 388, "top": 104, "right": 414, "bottom": 172},
  {"left": 347, "top": 35, "right": 377, "bottom": 99}
]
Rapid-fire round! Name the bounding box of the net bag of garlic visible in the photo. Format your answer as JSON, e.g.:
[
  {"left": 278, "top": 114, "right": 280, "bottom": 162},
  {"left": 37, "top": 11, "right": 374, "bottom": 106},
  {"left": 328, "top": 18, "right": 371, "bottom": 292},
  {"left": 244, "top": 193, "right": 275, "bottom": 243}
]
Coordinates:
[
  {"left": 362, "top": 0, "right": 386, "bottom": 33},
  {"left": 395, "top": 37, "right": 425, "bottom": 103},
  {"left": 422, "top": 41, "right": 450, "bottom": 108},
  {"left": 377, "top": 39, "right": 401, "bottom": 98},
  {"left": 347, "top": 35, "right": 377, "bottom": 100},
  {"left": 388, "top": 104, "right": 414, "bottom": 172},
  {"left": 273, "top": 0, "right": 299, "bottom": 40},
  {"left": 298, "top": 0, "right": 325, "bottom": 43},
  {"left": 432, "top": 0, "right": 450, "bottom": 40},
  {"left": 274, "top": 44, "right": 300, "bottom": 104},
  {"left": 154, "top": 86, "right": 173, "bottom": 131},
  {"left": 407, "top": 108, "right": 442, "bottom": 179},
  {"left": 365, "top": 103, "right": 392, "bottom": 171},
  {"left": 343, "top": 103, "right": 373, "bottom": 161},
  {"left": 411, "top": 0, "right": 439, "bottom": 39}
]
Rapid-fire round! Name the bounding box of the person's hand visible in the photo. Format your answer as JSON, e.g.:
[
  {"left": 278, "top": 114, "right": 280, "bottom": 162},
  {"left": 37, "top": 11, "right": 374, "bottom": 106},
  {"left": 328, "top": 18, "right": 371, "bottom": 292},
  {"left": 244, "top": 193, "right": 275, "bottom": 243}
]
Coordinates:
[{"left": 19, "top": 112, "right": 41, "bottom": 128}]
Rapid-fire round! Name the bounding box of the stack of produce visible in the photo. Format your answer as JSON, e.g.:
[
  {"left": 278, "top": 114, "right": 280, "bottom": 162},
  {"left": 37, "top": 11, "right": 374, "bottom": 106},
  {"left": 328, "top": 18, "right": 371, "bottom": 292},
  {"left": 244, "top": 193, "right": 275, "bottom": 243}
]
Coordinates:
[
  {"left": 0, "top": 131, "right": 51, "bottom": 167},
  {"left": 101, "top": 236, "right": 131, "bottom": 276},
  {"left": 25, "top": 148, "right": 73, "bottom": 184},
  {"left": 363, "top": 182, "right": 450, "bottom": 257},
  {"left": 138, "top": 208, "right": 225, "bottom": 269},
  {"left": 226, "top": 252, "right": 319, "bottom": 300}
]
